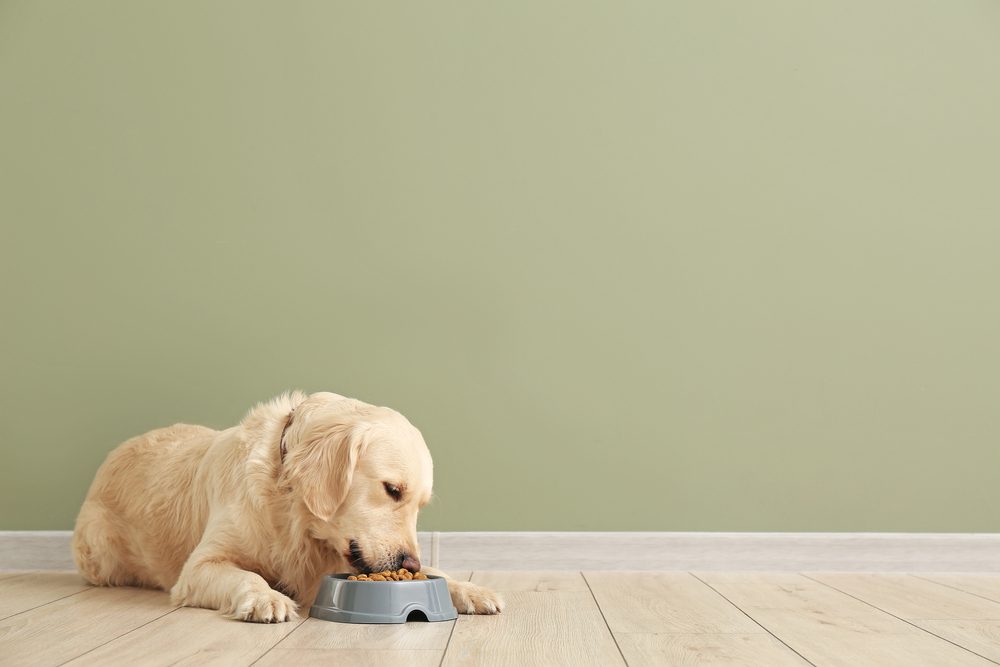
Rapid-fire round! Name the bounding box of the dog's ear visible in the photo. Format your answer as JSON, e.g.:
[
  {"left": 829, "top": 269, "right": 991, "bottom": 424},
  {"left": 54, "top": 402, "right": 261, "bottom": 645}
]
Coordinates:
[{"left": 283, "top": 417, "right": 373, "bottom": 522}]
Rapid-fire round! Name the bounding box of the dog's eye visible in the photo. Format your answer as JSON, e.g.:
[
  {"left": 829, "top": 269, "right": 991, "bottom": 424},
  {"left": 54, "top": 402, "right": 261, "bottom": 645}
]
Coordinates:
[{"left": 383, "top": 482, "right": 403, "bottom": 501}]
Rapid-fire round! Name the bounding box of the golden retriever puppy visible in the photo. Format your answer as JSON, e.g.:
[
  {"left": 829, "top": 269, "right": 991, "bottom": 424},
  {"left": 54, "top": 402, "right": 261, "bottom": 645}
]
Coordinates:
[{"left": 73, "top": 391, "right": 502, "bottom": 622}]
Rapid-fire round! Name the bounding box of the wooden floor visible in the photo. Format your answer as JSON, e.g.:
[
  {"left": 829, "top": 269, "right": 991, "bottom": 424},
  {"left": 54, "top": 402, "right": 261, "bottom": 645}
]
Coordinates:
[{"left": 2, "top": 571, "right": 1000, "bottom": 666}]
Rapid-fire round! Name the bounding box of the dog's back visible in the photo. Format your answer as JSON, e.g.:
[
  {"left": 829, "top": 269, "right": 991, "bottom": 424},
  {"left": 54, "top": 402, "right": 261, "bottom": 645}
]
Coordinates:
[{"left": 73, "top": 423, "right": 217, "bottom": 590}]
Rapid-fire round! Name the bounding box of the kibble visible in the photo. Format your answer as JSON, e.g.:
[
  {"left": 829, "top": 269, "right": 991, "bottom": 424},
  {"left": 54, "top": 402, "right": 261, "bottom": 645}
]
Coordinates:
[{"left": 348, "top": 569, "right": 429, "bottom": 582}]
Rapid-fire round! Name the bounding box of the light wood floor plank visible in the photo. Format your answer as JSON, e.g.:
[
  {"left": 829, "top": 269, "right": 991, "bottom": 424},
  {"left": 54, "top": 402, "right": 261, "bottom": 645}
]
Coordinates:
[
  {"left": 699, "top": 573, "right": 914, "bottom": 631},
  {"left": 256, "top": 648, "right": 443, "bottom": 666},
  {"left": 809, "top": 573, "right": 1000, "bottom": 620},
  {"left": 63, "top": 607, "right": 303, "bottom": 666},
  {"left": 919, "top": 575, "right": 1000, "bottom": 604},
  {"left": 0, "top": 571, "right": 90, "bottom": 620},
  {"left": 585, "top": 572, "right": 762, "bottom": 634},
  {"left": 587, "top": 573, "right": 807, "bottom": 665},
  {"left": 441, "top": 572, "right": 625, "bottom": 666},
  {"left": 916, "top": 620, "right": 1000, "bottom": 663},
  {"left": 0, "top": 586, "right": 175, "bottom": 666},
  {"left": 699, "top": 573, "right": 995, "bottom": 667},
  {"left": 615, "top": 632, "right": 810, "bottom": 666},
  {"left": 441, "top": 592, "right": 624, "bottom": 666},
  {"left": 276, "top": 617, "right": 454, "bottom": 650}
]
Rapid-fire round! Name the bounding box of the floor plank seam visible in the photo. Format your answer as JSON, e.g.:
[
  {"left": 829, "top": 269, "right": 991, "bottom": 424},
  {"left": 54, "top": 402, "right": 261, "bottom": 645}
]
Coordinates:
[
  {"left": 801, "top": 574, "right": 1000, "bottom": 666},
  {"left": 54, "top": 604, "right": 182, "bottom": 667},
  {"left": 910, "top": 574, "right": 1000, "bottom": 606},
  {"left": 437, "top": 615, "right": 459, "bottom": 666},
  {"left": 437, "top": 570, "right": 471, "bottom": 667},
  {"left": 0, "top": 584, "right": 94, "bottom": 622},
  {"left": 689, "top": 573, "right": 818, "bottom": 667},
  {"left": 580, "top": 572, "right": 629, "bottom": 666},
  {"left": 247, "top": 616, "right": 309, "bottom": 666}
]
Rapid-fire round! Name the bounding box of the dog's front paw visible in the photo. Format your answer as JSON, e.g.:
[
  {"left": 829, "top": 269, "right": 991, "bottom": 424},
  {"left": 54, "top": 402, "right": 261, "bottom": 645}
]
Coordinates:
[
  {"left": 449, "top": 580, "right": 504, "bottom": 615},
  {"left": 229, "top": 587, "right": 299, "bottom": 623}
]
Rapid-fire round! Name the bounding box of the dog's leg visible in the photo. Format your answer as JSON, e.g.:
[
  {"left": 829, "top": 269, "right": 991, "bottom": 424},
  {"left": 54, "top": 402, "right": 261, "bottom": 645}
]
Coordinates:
[
  {"left": 170, "top": 547, "right": 298, "bottom": 623},
  {"left": 420, "top": 566, "right": 504, "bottom": 614}
]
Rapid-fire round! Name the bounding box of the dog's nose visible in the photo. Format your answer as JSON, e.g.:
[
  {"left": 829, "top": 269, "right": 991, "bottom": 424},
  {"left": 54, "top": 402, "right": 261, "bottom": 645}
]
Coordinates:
[{"left": 401, "top": 554, "right": 421, "bottom": 573}]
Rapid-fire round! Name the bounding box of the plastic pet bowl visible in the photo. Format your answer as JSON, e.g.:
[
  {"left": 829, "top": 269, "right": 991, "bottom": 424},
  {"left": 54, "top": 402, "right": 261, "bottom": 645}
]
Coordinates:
[{"left": 309, "top": 574, "right": 458, "bottom": 624}]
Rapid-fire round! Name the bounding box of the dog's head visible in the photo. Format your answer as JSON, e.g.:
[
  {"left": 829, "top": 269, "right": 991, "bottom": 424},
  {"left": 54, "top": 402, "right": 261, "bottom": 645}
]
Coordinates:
[{"left": 280, "top": 392, "right": 432, "bottom": 573}]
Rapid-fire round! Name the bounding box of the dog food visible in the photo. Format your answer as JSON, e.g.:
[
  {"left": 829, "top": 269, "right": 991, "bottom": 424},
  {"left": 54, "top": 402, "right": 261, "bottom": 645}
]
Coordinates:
[{"left": 348, "top": 569, "right": 429, "bottom": 582}]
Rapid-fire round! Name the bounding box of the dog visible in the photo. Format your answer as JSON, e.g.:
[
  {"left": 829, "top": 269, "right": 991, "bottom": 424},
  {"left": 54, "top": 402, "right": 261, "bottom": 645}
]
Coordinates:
[{"left": 73, "top": 391, "right": 502, "bottom": 621}]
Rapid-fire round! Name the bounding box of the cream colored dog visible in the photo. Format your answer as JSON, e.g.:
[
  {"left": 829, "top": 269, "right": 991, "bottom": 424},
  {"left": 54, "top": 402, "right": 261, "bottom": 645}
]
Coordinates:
[{"left": 73, "top": 391, "right": 502, "bottom": 622}]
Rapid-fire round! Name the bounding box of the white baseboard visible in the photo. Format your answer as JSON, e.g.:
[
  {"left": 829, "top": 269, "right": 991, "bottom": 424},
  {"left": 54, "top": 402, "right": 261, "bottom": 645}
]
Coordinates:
[
  {"left": 0, "top": 531, "right": 75, "bottom": 570},
  {"left": 428, "top": 532, "right": 1000, "bottom": 572},
  {"left": 3, "top": 531, "right": 999, "bottom": 572}
]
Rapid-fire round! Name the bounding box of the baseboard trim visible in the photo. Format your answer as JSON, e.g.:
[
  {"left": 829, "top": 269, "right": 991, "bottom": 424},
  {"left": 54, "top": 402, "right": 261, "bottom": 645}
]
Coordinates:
[
  {"left": 428, "top": 532, "right": 1000, "bottom": 572},
  {"left": 0, "top": 531, "right": 75, "bottom": 571},
  {"left": 4, "top": 531, "right": 999, "bottom": 572}
]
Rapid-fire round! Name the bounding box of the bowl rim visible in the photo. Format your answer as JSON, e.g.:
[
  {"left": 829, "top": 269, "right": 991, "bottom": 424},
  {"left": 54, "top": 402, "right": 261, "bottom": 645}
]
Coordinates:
[{"left": 329, "top": 573, "right": 444, "bottom": 582}]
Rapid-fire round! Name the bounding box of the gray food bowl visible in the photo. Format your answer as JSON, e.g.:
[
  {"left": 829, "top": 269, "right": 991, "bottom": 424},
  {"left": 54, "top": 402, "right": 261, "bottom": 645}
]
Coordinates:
[{"left": 309, "top": 574, "right": 458, "bottom": 624}]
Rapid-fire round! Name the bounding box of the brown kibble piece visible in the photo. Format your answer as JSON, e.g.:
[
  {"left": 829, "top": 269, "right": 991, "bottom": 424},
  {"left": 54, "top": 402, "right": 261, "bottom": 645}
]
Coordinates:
[{"left": 347, "top": 570, "right": 428, "bottom": 581}]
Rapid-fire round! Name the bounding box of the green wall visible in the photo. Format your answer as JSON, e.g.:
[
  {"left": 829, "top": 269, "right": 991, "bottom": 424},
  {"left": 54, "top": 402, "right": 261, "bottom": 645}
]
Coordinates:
[{"left": 2, "top": 1, "right": 999, "bottom": 532}]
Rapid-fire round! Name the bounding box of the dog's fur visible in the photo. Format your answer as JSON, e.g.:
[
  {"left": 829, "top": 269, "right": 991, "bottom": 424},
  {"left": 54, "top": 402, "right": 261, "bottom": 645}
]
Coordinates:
[{"left": 73, "top": 391, "right": 502, "bottom": 621}]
